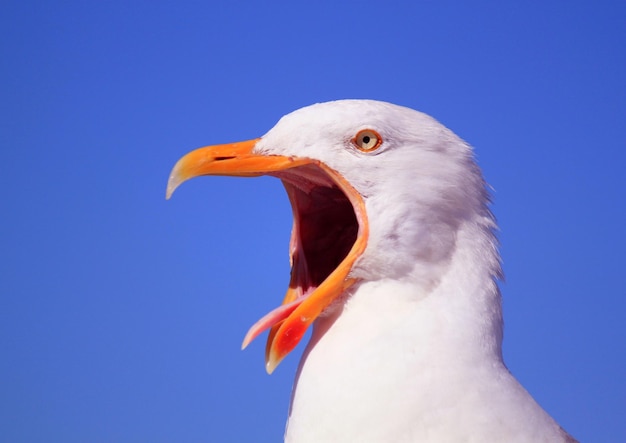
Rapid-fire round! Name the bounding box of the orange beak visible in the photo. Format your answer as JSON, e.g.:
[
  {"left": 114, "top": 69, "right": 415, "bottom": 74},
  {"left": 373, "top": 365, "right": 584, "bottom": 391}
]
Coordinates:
[{"left": 167, "top": 139, "right": 368, "bottom": 373}]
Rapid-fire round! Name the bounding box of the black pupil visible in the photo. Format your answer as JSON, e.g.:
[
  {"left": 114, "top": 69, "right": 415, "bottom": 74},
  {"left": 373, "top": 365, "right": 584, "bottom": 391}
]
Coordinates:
[{"left": 362, "top": 136, "right": 370, "bottom": 144}]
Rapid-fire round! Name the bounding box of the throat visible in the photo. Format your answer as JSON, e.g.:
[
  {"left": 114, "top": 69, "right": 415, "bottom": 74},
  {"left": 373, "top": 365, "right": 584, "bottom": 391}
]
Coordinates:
[
  {"left": 287, "top": 217, "right": 504, "bottom": 440},
  {"left": 303, "top": 214, "right": 504, "bottom": 368},
  {"left": 291, "top": 184, "right": 358, "bottom": 287}
]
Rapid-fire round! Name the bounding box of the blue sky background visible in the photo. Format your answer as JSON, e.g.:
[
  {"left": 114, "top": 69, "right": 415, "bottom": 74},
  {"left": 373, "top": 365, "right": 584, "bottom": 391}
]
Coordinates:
[{"left": 2, "top": 1, "right": 625, "bottom": 441}]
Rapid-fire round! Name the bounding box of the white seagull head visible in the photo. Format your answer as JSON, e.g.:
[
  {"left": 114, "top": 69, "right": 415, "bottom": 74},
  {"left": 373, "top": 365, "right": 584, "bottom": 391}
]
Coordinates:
[{"left": 167, "top": 99, "right": 497, "bottom": 373}]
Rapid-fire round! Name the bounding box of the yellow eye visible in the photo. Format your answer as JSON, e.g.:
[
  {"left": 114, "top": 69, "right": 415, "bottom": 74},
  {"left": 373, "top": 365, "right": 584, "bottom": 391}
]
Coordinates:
[{"left": 353, "top": 129, "right": 382, "bottom": 152}]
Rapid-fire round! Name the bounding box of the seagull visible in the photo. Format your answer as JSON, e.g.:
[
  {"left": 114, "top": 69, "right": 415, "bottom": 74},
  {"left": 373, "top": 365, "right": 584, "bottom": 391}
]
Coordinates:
[{"left": 166, "top": 100, "right": 577, "bottom": 442}]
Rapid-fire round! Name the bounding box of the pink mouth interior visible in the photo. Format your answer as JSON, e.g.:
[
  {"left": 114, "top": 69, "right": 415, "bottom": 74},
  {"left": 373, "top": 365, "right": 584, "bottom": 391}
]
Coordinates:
[{"left": 241, "top": 164, "right": 359, "bottom": 350}]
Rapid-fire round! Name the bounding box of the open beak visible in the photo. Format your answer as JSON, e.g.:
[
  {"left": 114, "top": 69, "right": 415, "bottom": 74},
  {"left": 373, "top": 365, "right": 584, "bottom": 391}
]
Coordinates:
[{"left": 167, "top": 139, "right": 368, "bottom": 373}]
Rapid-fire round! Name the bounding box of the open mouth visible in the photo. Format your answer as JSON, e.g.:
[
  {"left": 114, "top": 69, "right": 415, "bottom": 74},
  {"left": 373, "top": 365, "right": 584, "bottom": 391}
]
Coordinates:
[
  {"left": 241, "top": 163, "right": 362, "bottom": 351},
  {"left": 284, "top": 172, "right": 360, "bottom": 292},
  {"left": 166, "top": 140, "right": 369, "bottom": 372}
]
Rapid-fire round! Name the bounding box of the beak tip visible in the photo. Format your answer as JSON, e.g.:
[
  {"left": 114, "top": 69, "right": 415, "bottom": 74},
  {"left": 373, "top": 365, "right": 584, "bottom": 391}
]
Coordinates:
[
  {"left": 165, "top": 171, "right": 182, "bottom": 200},
  {"left": 265, "top": 360, "right": 277, "bottom": 375},
  {"left": 165, "top": 183, "right": 175, "bottom": 200},
  {"left": 265, "top": 348, "right": 283, "bottom": 375}
]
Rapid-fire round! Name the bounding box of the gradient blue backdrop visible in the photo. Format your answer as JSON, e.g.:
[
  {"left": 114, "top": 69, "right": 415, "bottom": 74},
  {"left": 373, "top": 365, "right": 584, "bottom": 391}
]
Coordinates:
[{"left": 2, "top": 1, "right": 624, "bottom": 441}]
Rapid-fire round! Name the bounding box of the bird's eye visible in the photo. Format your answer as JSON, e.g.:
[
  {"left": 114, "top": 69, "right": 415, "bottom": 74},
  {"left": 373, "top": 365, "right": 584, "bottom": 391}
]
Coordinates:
[{"left": 352, "top": 129, "right": 382, "bottom": 152}]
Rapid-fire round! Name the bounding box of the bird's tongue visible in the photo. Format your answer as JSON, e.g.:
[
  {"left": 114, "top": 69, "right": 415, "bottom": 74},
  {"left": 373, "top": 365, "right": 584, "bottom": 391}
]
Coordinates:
[{"left": 241, "top": 287, "right": 315, "bottom": 350}]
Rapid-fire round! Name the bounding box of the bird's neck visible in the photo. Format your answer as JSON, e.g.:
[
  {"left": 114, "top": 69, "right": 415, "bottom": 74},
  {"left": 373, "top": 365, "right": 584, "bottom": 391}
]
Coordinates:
[
  {"left": 327, "top": 211, "right": 505, "bottom": 363},
  {"left": 286, "top": 215, "right": 508, "bottom": 441}
]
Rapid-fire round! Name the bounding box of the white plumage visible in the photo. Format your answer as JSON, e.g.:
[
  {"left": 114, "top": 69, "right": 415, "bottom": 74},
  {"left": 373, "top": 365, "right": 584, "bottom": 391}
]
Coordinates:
[{"left": 168, "top": 100, "right": 577, "bottom": 442}]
